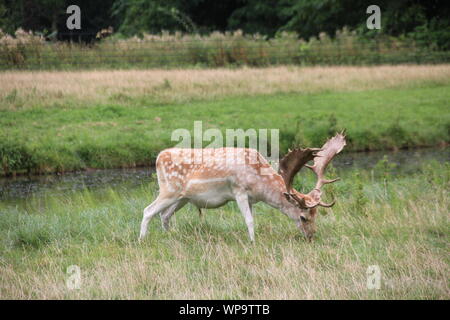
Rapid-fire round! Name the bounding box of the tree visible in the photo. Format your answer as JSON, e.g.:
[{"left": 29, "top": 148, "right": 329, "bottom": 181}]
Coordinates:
[
  {"left": 226, "top": 0, "right": 291, "bottom": 36},
  {"left": 281, "top": 0, "right": 450, "bottom": 43},
  {"left": 113, "top": 0, "right": 241, "bottom": 35}
]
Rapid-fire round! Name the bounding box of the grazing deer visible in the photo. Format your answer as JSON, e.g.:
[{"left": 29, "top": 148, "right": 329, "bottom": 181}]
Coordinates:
[{"left": 139, "top": 133, "right": 346, "bottom": 242}]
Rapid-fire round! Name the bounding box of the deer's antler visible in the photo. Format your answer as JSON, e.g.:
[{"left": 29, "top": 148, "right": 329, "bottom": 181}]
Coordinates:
[
  {"left": 279, "top": 132, "right": 346, "bottom": 210},
  {"left": 305, "top": 132, "right": 346, "bottom": 208},
  {"left": 279, "top": 147, "right": 321, "bottom": 193}
]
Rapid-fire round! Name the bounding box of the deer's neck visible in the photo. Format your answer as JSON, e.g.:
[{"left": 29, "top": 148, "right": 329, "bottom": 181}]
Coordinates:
[
  {"left": 259, "top": 174, "right": 301, "bottom": 220},
  {"left": 268, "top": 193, "right": 301, "bottom": 220}
]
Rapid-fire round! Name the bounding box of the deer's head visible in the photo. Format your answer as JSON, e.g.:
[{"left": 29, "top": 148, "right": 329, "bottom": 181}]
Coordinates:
[{"left": 279, "top": 133, "right": 346, "bottom": 241}]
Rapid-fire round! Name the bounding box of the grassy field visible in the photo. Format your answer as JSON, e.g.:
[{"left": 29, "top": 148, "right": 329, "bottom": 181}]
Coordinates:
[
  {"left": 0, "top": 161, "right": 448, "bottom": 299},
  {"left": 1, "top": 65, "right": 450, "bottom": 176},
  {"left": 0, "top": 65, "right": 449, "bottom": 299}
]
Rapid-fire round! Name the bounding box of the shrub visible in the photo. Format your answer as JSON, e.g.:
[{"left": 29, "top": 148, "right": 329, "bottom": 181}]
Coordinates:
[
  {"left": 0, "top": 138, "right": 36, "bottom": 175},
  {"left": 1, "top": 28, "right": 449, "bottom": 70}
]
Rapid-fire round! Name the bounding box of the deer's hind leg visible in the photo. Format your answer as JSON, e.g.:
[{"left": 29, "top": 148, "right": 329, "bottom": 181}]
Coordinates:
[
  {"left": 139, "top": 195, "right": 180, "bottom": 240},
  {"left": 160, "top": 199, "right": 188, "bottom": 231}
]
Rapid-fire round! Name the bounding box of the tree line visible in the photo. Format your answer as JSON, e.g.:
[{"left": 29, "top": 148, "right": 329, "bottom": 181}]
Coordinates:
[{"left": 0, "top": 0, "right": 449, "bottom": 49}]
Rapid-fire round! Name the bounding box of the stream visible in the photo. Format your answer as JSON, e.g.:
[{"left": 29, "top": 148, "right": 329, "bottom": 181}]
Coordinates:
[{"left": 0, "top": 147, "right": 448, "bottom": 202}]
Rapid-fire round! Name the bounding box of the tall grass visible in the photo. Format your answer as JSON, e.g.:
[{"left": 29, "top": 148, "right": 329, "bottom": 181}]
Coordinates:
[
  {"left": 0, "top": 161, "right": 448, "bottom": 299},
  {"left": 1, "top": 28, "right": 449, "bottom": 70}
]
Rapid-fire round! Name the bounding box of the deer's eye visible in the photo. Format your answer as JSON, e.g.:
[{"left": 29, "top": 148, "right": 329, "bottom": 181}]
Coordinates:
[{"left": 300, "top": 216, "right": 308, "bottom": 223}]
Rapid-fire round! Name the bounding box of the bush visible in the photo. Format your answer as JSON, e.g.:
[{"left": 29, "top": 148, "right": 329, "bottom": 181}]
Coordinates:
[
  {"left": 0, "top": 138, "right": 36, "bottom": 175},
  {"left": 1, "top": 28, "right": 449, "bottom": 70},
  {"left": 0, "top": 28, "right": 44, "bottom": 68}
]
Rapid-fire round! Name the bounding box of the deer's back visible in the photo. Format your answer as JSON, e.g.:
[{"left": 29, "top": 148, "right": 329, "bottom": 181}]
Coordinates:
[{"left": 155, "top": 148, "right": 279, "bottom": 198}]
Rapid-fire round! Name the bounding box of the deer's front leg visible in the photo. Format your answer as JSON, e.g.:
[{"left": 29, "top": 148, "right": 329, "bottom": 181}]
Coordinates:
[{"left": 235, "top": 192, "right": 255, "bottom": 242}]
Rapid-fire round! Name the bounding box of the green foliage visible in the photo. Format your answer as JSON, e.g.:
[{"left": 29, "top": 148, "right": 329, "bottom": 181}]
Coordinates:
[
  {"left": 293, "top": 116, "right": 312, "bottom": 148},
  {"left": 327, "top": 113, "right": 339, "bottom": 137},
  {"left": 374, "top": 155, "right": 397, "bottom": 180},
  {"left": 228, "top": 0, "right": 290, "bottom": 37},
  {"left": 373, "top": 155, "right": 397, "bottom": 199},
  {"left": 0, "top": 137, "right": 36, "bottom": 176},
  {"left": 351, "top": 171, "right": 369, "bottom": 215},
  {"left": 382, "top": 120, "right": 414, "bottom": 149},
  {"left": 1, "top": 0, "right": 448, "bottom": 52},
  {"left": 408, "top": 18, "right": 450, "bottom": 51},
  {"left": 112, "top": 0, "right": 192, "bottom": 35},
  {"left": 421, "top": 160, "right": 450, "bottom": 190}
]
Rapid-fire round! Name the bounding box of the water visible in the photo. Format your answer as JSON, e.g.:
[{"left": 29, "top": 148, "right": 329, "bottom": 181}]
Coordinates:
[{"left": 0, "top": 147, "right": 448, "bottom": 201}]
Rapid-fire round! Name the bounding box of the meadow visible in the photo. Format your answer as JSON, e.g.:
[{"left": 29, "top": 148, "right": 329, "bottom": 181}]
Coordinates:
[
  {"left": 0, "top": 160, "right": 448, "bottom": 299},
  {"left": 1, "top": 65, "right": 450, "bottom": 176},
  {"left": 0, "top": 64, "right": 449, "bottom": 299}
]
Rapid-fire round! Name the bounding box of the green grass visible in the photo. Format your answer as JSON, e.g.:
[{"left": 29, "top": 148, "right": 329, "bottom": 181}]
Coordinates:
[
  {"left": 0, "top": 161, "right": 448, "bottom": 299},
  {"left": 1, "top": 84, "right": 449, "bottom": 176}
]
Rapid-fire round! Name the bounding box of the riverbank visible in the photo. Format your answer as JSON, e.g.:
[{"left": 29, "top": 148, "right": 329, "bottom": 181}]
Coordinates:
[{"left": 1, "top": 66, "right": 449, "bottom": 176}]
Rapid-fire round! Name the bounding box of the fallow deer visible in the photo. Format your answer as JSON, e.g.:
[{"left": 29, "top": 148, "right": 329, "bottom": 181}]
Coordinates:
[{"left": 139, "top": 133, "right": 346, "bottom": 242}]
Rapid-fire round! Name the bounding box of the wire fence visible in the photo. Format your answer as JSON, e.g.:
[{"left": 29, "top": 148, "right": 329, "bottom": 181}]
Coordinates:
[{"left": 1, "top": 32, "right": 449, "bottom": 70}]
